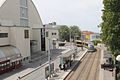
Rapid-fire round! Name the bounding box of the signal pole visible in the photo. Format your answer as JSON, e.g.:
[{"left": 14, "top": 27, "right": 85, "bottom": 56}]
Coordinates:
[{"left": 48, "top": 38, "right": 51, "bottom": 78}]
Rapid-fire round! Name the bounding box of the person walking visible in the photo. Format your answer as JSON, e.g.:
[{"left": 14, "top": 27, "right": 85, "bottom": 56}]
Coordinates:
[
  {"left": 65, "top": 64, "right": 67, "bottom": 71},
  {"left": 59, "top": 64, "right": 62, "bottom": 70},
  {"left": 63, "top": 64, "right": 65, "bottom": 71}
]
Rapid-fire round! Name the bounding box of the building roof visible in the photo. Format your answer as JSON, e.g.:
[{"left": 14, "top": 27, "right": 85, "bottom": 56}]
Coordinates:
[
  {"left": 82, "top": 31, "right": 94, "bottom": 35},
  {"left": 61, "top": 49, "right": 75, "bottom": 58},
  {"left": 0, "top": 0, "right": 6, "bottom": 7},
  {"left": 0, "top": 46, "right": 21, "bottom": 61}
]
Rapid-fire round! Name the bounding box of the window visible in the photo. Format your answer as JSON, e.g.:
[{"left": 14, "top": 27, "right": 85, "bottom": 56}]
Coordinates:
[
  {"left": 52, "top": 33, "right": 56, "bottom": 35},
  {"left": 20, "top": 0, "right": 27, "bottom": 7},
  {"left": 46, "top": 31, "right": 49, "bottom": 37},
  {"left": 0, "top": 33, "right": 8, "bottom": 38},
  {"left": 20, "top": 0, "right": 28, "bottom": 26},
  {"left": 24, "top": 30, "right": 29, "bottom": 38},
  {"left": 20, "top": 7, "right": 28, "bottom": 18}
]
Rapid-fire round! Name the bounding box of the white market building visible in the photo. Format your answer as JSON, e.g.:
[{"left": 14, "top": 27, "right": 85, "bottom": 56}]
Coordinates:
[{"left": 0, "top": 0, "right": 59, "bottom": 74}]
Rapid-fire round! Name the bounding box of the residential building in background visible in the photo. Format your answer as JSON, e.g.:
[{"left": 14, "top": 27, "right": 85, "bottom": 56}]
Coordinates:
[
  {"left": 81, "top": 31, "right": 100, "bottom": 41},
  {"left": 44, "top": 22, "right": 59, "bottom": 50},
  {"left": 90, "top": 33, "right": 100, "bottom": 41}
]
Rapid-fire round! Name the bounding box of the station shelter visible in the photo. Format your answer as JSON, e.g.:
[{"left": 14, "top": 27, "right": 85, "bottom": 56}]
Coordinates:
[{"left": 60, "top": 49, "right": 75, "bottom": 69}]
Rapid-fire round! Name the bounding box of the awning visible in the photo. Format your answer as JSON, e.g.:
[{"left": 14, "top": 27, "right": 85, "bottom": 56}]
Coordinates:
[{"left": 0, "top": 46, "right": 21, "bottom": 61}]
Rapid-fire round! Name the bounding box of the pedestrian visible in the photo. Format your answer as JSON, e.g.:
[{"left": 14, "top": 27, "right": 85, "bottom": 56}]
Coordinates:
[
  {"left": 70, "top": 60, "right": 72, "bottom": 67},
  {"left": 81, "top": 46, "right": 83, "bottom": 51},
  {"left": 63, "top": 64, "right": 65, "bottom": 71},
  {"left": 59, "top": 64, "right": 62, "bottom": 70},
  {"left": 65, "top": 64, "right": 67, "bottom": 71}
]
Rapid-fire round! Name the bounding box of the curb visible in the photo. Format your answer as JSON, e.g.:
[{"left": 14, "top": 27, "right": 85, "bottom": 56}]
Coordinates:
[
  {"left": 63, "top": 49, "right": 88, "bottom": 80},
  {"left": 99, "top": 49, "right": 104, "bottom": 80}
]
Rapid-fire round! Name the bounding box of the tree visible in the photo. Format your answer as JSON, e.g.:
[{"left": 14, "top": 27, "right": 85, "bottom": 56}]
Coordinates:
[
  {"left": 59, "top": 25, "right": 70, "bottom": 42},
  {"left": 101, "top": 0, "right": 120, "bottom": 56},
  {"left": 101, "top": 1, "right": 120, "bottom": 79},
  {"left": 70, "top": 26, "right": 81, "bottom": 40}
]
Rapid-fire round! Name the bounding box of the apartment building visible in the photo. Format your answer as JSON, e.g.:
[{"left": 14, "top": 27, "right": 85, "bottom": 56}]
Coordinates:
[{"left": 44, "top": 23, "right": 59, "bottom": 50}]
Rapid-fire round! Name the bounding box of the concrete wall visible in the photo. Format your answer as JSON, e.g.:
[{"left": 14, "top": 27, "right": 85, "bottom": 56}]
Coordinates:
[
  {"left": 0, "top": 0, "right": 43, "bottom": 52},
  {"left": 0, "top": 26, "right": 10, "bottom": 46},
  {"left": 28, "top": 0, "right": 43, "bottom": 28},
  {"left": 31, "top": 29, "right": 41, "bottom": 53},
  {"left": 45, "top": 27, "right": 59, "bottom": 50},
  {"left": 0, "top": 26, "right": 30, "bottom": 62},
  {"left": 0, "top": 0, "right": 43, "bottom": 28},
  {"left": 10, "top": 27, "right": 30, "bottom": 58},
  {"left": 0, "top": 0, "right": 20, "bottom": 26}
]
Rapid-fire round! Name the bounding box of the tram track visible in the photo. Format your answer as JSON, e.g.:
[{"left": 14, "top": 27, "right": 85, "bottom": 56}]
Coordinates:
[
  {"left": 65, "top": 48, "right": 101, "bottom": 80},
  {"left": 85, "top": 48, "right": 101, "bottom": 80}
]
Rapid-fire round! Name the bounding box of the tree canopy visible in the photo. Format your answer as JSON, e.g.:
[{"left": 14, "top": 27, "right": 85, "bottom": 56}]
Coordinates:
[
  {"left": 59, "top": 25, "right": 70, "bottom": 41},
  {"left": 58, "top": 25, "right": 81, "bottom": 42},
  {"left": 70, "top": 26, "right": 81, "bottom": 40},
  {"left": 101, "top": 0, "right": 120, "bottom": 56}
]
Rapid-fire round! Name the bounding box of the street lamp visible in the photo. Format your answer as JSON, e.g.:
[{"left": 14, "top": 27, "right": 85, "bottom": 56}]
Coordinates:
[
  {"left": 48, "top": 38, "right": 51, "bottom": 78},
  {"left": 46, "top": 30, "right": 51, "bottom": 78}
]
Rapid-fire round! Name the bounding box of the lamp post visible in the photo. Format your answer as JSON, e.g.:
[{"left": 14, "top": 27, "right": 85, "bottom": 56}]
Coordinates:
[
  {"left": 46, "top": 30, "right": 51, "bottom": 78},
  {"left": 48, "top": 38, "right": 51, "bottom": 78}
]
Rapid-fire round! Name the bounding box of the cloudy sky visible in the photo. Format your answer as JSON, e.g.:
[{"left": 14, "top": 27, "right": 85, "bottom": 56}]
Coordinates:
[{"left": 33, "top": 0, "right": 103, "bottom": 33}]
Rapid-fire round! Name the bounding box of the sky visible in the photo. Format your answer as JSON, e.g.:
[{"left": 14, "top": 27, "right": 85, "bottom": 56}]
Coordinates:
[{"left": 33, "top": 0, "right": 103, "bottom": 33}]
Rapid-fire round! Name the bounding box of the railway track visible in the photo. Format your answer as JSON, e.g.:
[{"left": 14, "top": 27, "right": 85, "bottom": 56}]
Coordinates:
[{"left": 65, "top": 48, "right": 101, "bottom": 80}]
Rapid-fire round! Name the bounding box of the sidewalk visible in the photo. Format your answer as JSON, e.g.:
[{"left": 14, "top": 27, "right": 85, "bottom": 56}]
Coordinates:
[
  {"left": 99, "top": 45, "right": 115, "bottom": 80},
  {"left": 50, "top": 48, "right": 88, "bottom": 80}
]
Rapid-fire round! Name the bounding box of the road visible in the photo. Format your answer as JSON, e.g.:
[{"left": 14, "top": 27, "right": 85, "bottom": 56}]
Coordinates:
[{"left": 65, "top": 48, "right": 101, "bottom": 80}]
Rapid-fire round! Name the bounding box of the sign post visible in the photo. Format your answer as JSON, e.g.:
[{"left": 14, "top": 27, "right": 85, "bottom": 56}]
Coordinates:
[{"left": 48, "top": 38, "right": 51, "bottom": 78}]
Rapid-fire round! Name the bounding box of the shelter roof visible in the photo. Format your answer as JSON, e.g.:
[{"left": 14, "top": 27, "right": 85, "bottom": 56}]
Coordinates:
[{"left": 0, "top": 46, "right": 21, "bottom": 61}]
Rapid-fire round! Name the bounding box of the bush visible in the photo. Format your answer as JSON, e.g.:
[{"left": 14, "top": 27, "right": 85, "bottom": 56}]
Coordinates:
[
  {"left": 92, "top": 40, "right": 101, "bottom": 46},
  {"left": 117, "top": 72, "right": 120, "bottom": 80}
]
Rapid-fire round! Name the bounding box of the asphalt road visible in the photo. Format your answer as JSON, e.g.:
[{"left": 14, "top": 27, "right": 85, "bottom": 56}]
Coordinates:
[{"left": 65, "top": 48, "right": 101, "bottom": 80}]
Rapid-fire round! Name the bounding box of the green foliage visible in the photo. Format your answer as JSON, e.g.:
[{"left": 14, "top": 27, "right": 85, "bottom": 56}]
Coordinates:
[
  {"left": 101, "top": 0, "right": 120, "bottom": 56},
  {"left": 92, "top": 40, "right": 102, "bottom": 46},
  {"left": 117, "top": 72, "right": 120, "bottom": 80},
  {"left": 70, "top": 26, "right": 81, "bottom": 40},
  {"left": 58, "top": 25, "right": 81, "bottom": 42},
  {"left": 58, "top": 25, "right": 70, "bottom": 42}
]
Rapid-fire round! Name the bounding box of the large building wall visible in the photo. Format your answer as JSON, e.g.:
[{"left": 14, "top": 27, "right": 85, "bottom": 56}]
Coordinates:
[
  {"left": 0, "top": 0, "right": 20, "bottom": 26},
  {"left": 0, "top": 26, "right": 10, "bottom": 46},
  {"left": 28, "top": 0, "right": 43, "bottom": 28},
  {"left": 10, "top": 27, "right": 30, "bottom": 58},
  {"left": 32, "top": 29, "right": 41, "bottom": 53},
  {"left": 0, "top": 0, "right": 43, "bottom": 55},
  {"left": 45, "top": 28, "right": 59, "bottom": 50},
  {"left": 0, "top": 0, "right": 43, "bottom": 28},
  {"left": 0, "top": 26, "right": 30, "bottom": 59}
]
